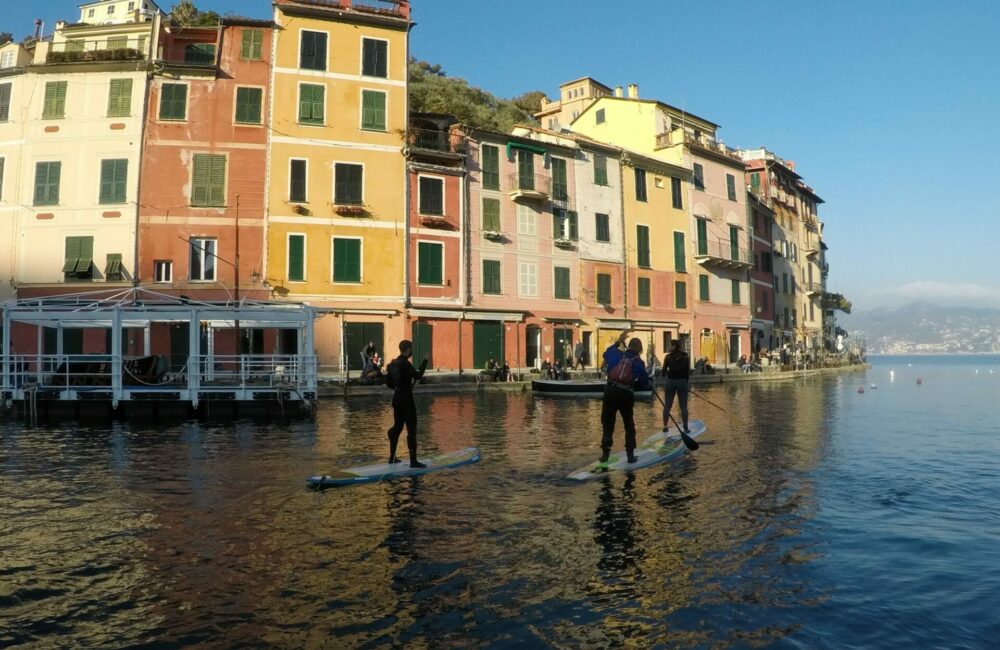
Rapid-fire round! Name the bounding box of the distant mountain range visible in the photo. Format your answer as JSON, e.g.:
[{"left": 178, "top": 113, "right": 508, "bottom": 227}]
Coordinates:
[{"left": 843, "top": 302, "right": 1000, "bottom": 354}]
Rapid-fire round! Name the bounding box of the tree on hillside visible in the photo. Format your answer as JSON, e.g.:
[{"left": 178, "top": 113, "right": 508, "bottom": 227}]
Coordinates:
[
  {"left": 0, "top": 32, "right": 13, "bottom": 46},
  {"left": 408, "top": 58, "right": 542, "bottom": 133},
  {"left": 169, "top": 0, "right": 221, "bottom": 26}
]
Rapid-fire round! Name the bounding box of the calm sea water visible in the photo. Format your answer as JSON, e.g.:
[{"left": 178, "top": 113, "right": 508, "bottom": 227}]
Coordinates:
[{"left": 2, "top": 355, "right": 999, "bottom": 648}]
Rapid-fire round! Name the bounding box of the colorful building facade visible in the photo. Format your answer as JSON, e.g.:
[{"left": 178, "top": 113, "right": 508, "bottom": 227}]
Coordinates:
[{"left": 748, "top": 192, "right": 776, "bottom": 352}]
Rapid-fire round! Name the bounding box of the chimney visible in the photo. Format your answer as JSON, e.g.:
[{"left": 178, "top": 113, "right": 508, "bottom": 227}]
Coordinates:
[
  {"left": 614, "top": 86, "right": 623, "bottom": 98},
  {"left": 627, "top": 83, "right": 639, "bottom": 99},
  {"left": 34, "top": 19, "right": 43, "bottom": 40}
]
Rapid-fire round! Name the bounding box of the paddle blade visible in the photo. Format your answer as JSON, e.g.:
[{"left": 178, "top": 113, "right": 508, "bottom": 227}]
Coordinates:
[{"left": 680, "top": 432, "right": 700, "bottom": 451}]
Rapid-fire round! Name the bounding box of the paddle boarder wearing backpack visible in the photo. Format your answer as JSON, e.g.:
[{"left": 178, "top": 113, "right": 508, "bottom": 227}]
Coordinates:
[
  {"left": 600, "top": 331, "right": 651, "bottom": 464},
  {"left": 385, "top": 340, "right": 429, "bottom": 468}
]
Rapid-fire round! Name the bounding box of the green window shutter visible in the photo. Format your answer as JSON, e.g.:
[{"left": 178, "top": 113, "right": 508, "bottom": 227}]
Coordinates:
[
  {"left": 568, "top": 211, "right": 578, "bottom": 241},
  {"left": 635, "top": 168, "right": 647, "bottom": 201},
  {"left": 43, "top": 81, "right": 67, "bottom": 119},
  {"left": 699, "top": 274, "right": 709, "bottom": 301},
  {"left": 242, "top": 29, "right": 264, "bottom": 59},
  {"left": 76, "top": 237, "right": 93, "bottom": 274},
  {"left": 483, "top": 260, "right": 501, "bottom": 294},
  {"left": 517, "top": 151, "right": 534, "bottom": 190},
  {"left": 300, "top": 31, "right": 327, "bottom": 70},
  {"left": 191, "top": 155, "right": 224, "bottom": 207},
  {"left": 554, "top": 266, "right": 570, "bottom": 299},
  {"left": 362, "top": 39, "right": 387, "bottom": 78},
  {"left": 288, "top": 235, "right": 305, "bottom": 281},
  {"left": 696, "top": 219, "right": 708, "bottom": 255},
  {"left": 674, "top": 231, "right": 686, "bottom": 272},
  {"left": 593, "top": 155, "right": 608, "bottom": 186},
  {"left": 418, "top": 242, "right": 442, "bottom": 285},
  {"left": 482, "top": 198, "right": 500, "bottom": 231},
  {"left": 107, "top": 78, "right": 132, "bottom": 117},
  {"left": 184, "top": 43, "right": 215, "bottom": 65},
  {"left": 159, "top": 83, "right": 186, "bottom": 120},
  {"left": 552, "top": 158, "right": 567, "bottom": 200},
  {"left": 638, "top": 277, "right": 650, "bottom": 306},
  {"left": 675, "top": 281, "right": 687, "bottom": 309},
  {"left": 693, "top": 163, "right": 704, "bottom": 189},
  {"left": 99, "top": 159, "right": 127, "bottom": 204},
  {"left": 730, "top": 225, "right": 740, "bottom": 261},
  {"left": 335, "top": 164, "right": 363, "bottom": 205},
  {"left": 595, "top": 213, "right": 609, "bottom": 242},
  {"left": 597, "top": 273, "right": 611, "bottom": 304},
  {"left": 104, "top": 253, "right": 122, "bottom": 276},
  {"left": 361, "top": 90, "right": 386, "bottom": 131},
  {"left": 235, "top": 87, "right": 263, "bottom": 124},
  {"left": 290, "top": 159, "right": 307, "bottom": 202},
  {"left": 333, "top": 238, "right": 361, "bottom": 282},
  {"left": 671, "top": 177, "right": 682, "bottom": 209},
  {"left": 750, "top": 173, "right": 760, "bottom": 194},
  {"left": 727, "top": 174, "right": 737, "bottom": 200},
  {"left": 481, "top": 145, "right": 500, "bottom": 190},
  {"left": 552, "top": 208, "right": 562, "bottom": 239},
  {"left": 636, "top": 225, "right": 650, "bottom": 268},
  {"left": 429, "top": 243, "right": 442, "bottom": 285},
  {"left": 34, "top": 162, "right": 60, "bottom": 206},
  {"left": 0, "top": 83, "right": 11, "bottom": 122},
  {"left": 63, "top": 237, "right": 81, "bottom": 273},
  {"left": 299, "top": 84, "right": 324, "bottom": 124},
  {"left": 209, "top": 155, "right": 226, "bottom": 206},
  {"left": 419, "top": 177, "right": 443, "bottom": 215},
  {"left": 732, "top": 279, "right": 741, "bottom": 304},
  {"left": 191, "top": 155, "right": 208, "bottom": 206}
]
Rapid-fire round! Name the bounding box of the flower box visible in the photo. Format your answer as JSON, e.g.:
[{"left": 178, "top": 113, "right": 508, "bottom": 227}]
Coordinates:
[
  {"left": 483, "top": 230, "right": 504, "bottom": 241},
  {"left": 419, "top": 215, "right": 449, "bottom": 227},
  {"left": 334, "top": 204, "right": 366, "bottom": 216},
  {"left": 553, "top": 238, "right": 574, "bottom": 249}
]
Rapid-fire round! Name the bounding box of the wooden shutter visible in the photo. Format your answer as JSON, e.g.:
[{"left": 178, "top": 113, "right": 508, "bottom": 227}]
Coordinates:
[
  {"left": 594, "top": 155, "right": 607, "bottom": 185},
  {"left": 637, "top": 225, "right": 650, "bottom": 267},
  {"left": 568, "top": 211, "right": 578, "bottom": 241},
  {"left": 727, "top": 174, "right": 736, "bottom": 200},
  {"left": 44, "top": 82, "right": 66, "bottom": 118},
  {"left": 100, "top": 159, "right": 127, "bottom": 204},
  {"left": 242, "top": 29, "right": 263, "bottom": 59},
  {"left": 419, "top": 242, "right": 442, "bottom": 285},
  {"left": 674, "top": 231, "right": 686, "bottom": 272},
  {"left": 482, "top": 145, "right": 500, "bottom": 190},
  {"left": 638, "top": 277, "right": 650, "bottom": 306},
  {"left": 671, "top": 177, "right": 682, "bottom": 209},
  {"left": 208, "top": 155, "right": 226, "bottom": 206},
  {"left": 699, "top": 274, "right": 709, "bottom": 301},
  {"left": 555, "top": 267, "right": 570, "bottom": 299},
  {"left": 482, "top": 198, "right": 500, "bottom": 231},
  {"left": 730, "top": 226, "right": 739, "bottom": 261},
  {"left": 0, "top": 83, "right": 10, "bottom": 122},
  {"left": 517, "top": 151, "right": 534, "bottom": 189},
  {"left": 63, "top": 237, "right": 81, "bottom": 273},
  {"left": 160, "top": 84, "right": 185, "bottom": 120},
  {"left": 290, "top": 160, "right": 306, "bottom": 202},
  {"left": 35, "top": 162, "right": 59, "bottom": 205},
  {"left": 597, "top": 274, "right": 611, "bottom": 304},
  {"left": 675, "top": 281, "right": 687, "bottom": 309},
  {"left": 361, "top": 90, "right": 385, "bottom": 130},
  {"left": 108, "top": 79, "right": 132, "bottom": 117},
  {"left": 635, "top": 168, "right": 646, "bottom": 201},
  {"left": 236, "top": 87, "right": 262, "bottom": 124},
  {"left": 696, "top": 219, "right": 707, "bottom": 255},
  {"left": 191, "top": 155, "right": 209, "bottom": 206},
  {"left": 76, "top": 237, "right": 94, "bottom": 274},
  {"left": 732, "top": 279, "right": 741, "bottom": 304},
  {"left": 552, "top": 158, "right": 567, "bottom": 199},
  {"left": 0, "top": 158, "right": 4, "bottom": 201},
  {"left": 301, "top": 31, "right": 326, "bottom": 70},
  {"left": 288, "top": 235, "right": 304, "bottom": 281}
]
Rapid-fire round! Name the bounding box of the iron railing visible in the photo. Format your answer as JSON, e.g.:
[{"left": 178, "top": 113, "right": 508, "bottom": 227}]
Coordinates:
[
  {"left": 46, "top": 38, "right": 149, "bottom": 63},
  {"left": 507, "top": 172, "right": 552, "bottom": 196},
  {"left": 693, "top": 239, "right": 753, "bottom": 265}
]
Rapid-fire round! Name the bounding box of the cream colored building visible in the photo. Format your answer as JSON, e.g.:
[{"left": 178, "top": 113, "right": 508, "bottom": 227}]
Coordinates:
[{"left": 0, "top": 1, "right": 161, "bottom": 299}]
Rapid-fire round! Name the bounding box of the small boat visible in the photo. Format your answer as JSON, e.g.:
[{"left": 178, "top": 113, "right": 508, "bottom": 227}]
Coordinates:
[{"left": 531, "top": 378, "right": 652, "bottom": 398}]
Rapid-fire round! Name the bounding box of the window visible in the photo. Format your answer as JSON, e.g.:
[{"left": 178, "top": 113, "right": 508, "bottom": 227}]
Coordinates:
[
  {"left": 634, "top": 168, "right": 647, "bottom": 202},
  {"left": 43, "top": 81, "right": 67, "bottom": 119},
  {"left": 762, "top": 251, "right": 773, "bottom": 273},
  {"left": 332, "top": 237, "right": 362, "bottom": 283},
  {"left": 783, "top": 307, "right": 790, "bottom": 328},
  {"left": 189, "top": 237, "right": 216, "bottom": 281},
  {"left": 34, "top": 162, "right": 61, "bottom": 206},
  {"left": 730, "top": 279, "right": 741, "bottom": 304},
  {"left": 671, "top": 177, "right": 682, "bottom": 209},
  {"left": 481, "top": 144, "right": 500, "bottom": 190},
  {"left": 360, "top": 89, "right": 386, "bottom": 131},
  {"left": 298, "top": 83, "right": 324, "bottom": 125},
  {"left": 552, "top": 208, "right": 578, "bottom": 241},
  {"left": 517, "top": 204, "right": 536, "bottom": 236},
  {"left": 675, "top": 281, "right": 687, "bottom": 309},
  {"left": 300, "top": 31, "right": 327, "bottom": 70},
  {"left": 288, "top": 234, "right": 305, "bottom": 281},
  {"left": 595, "top": 213, "right": 610, "bottom": 242},
  {"left": 191, "top": 154, "right": 226, "bottom": 207},
  {"left": 235, "top": 87, "right": 263, "bottom": 124},
  {"left": 595, "top": 108, "right": 605, "bottom": 124},
  {"left": 699, "top": 274, "right": 710, "bottom": 301},
  {"left": 761, "top": 290, "right": 769, "bottom": 312},
  {"left": 108, "top": 4, "right": 115, "bottom": 13},
  {"left": 128, "top": 1, "right": 135, "bottom": 10},
  {"left": 105, "top": 254, "right": 123, "bottom": 281},
  {"left": 519, "top": 261, "right": 537, "bottom": 297},
  {"left": 0, "top": 83, "right": 10, "bottom": 122},
  {"left": 418, "top": 176, "right": 444, "bottom": 215},
  {"left": 482, "top": 198, "right": 501, "bottom": 231},
  {"left": 593, "top": 154, "right": 608, "bottom": 186},
  {"left": 289, "top": 159, "right": 307, "bottom": 202},
  {"left": 99, "top": 159, "right": 127, "bottom": 204},
  {"left": 107, "top": 79, "right": 132, "bottom": 117},
  {"left": 417, "top": 241, "right": 443, "bottom": 285},
  {"left": 727, "top": 173, "right": 737, "bottom": 201},
  {"left": 693, "top": 162, "right": 704, "bottom": 190},
  {"left": 63, "top": 236, "right": 94, "bottom": 280},
  {"left": 159, "top": 83, "right": 187, "bottom": 120},
  {"left": 482, "top": 260, "right": 501, "bottom": 295},
  {"left": 597, "top": 273, "right": 612, "bottom": 305},
  {"left": 88, "top": 8, "right": 95, "bottom": 17},
  {"left": 673, "top": 231, "right": 686, "bottom": 272},
  {"left": 554, "top": 266, "right": 570, "bottom": 299},
  {"left": 696, "top": 218, "right": 708, "bottom": 255},
  {"left": 184, "top": 43, "right": 216, "bottom": 65},
  {"left": 792, "top": 308, "right": 797, "bottom": 326},
  {"left": 551, "top": 157, "right": 567, "bottom": 200},
  {"left": 361, "top": 38, "right": 388, "bottom": 78},
  {"left": 241, "top": 29, "right": 264, "bottom": 60},
  {"left": 810, "top": 300, "right": 815, "bottom": 321},
  {"left": 636, "top": 225, "right": 650, "bottom": 268},
  {"left": 334, "top": 163, "right": 363, "bottom": 205},
  {"left": 516, "top": 150, "right": 534, "bottom": 190},
  {"left": 730, "top": 225, "right": 740, "bottom": 261},
  {"left": 782, "top": 273, "right": 789, "bottom": 294},
  {"left": 154, "top": 260, "right": 172, "bottom": 283},
  {"left": 637, "top": 277, "right": 651, "bottom": 307}
]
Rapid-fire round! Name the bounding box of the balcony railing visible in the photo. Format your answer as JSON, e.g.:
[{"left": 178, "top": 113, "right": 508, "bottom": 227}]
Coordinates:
[
  {"left": 507, "top": 172, "right": 551, "bottom": 201},
  {"left": 46, "top": 38, "right": 148, "bottom": 64},
  {"left": 804, "top": 282, "right": 824, "bottom": 296},
  {"left": 683, "top": 132, "right": 744, "bottom": 163},
  {"left": 406, "top": 127, "right": 463, "bottom": 154},
  {"left": 286, "top": 0, "right": 411, "bottom": 18},
  {"left": 693, "top": 239, "right": 753, "bottom": 269}
]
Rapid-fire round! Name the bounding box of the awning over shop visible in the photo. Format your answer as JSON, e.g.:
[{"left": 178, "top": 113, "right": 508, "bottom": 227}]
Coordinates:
[{"left": 506, "top": 141, "right": 547, "bottom": 160}]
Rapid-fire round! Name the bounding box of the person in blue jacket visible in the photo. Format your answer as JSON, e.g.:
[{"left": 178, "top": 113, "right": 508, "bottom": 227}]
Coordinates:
[{"left": 600, "top": 331, "right": 651, "bottom": 464}]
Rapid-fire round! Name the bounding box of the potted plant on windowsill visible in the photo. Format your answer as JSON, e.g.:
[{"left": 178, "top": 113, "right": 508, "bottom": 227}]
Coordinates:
[
  {"left": 553, "top": 238, "right": 574, "bottom": 249},
  {"left": 419, "top": 214, "right": 448, "bottom": 227},
  {"left": 291, "top": 204, "right": 310, "bottom": 216},
  {"left": 334, "top": 204, "right": 366, "bottom": 216},
  {"left": 483, "top": 230, "right": 504, "bottom": 241}
]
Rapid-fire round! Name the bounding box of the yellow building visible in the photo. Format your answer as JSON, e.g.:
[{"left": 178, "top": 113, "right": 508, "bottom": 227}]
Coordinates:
[{"left": 267, "top": 0, "right": 411, "bottom": 373}]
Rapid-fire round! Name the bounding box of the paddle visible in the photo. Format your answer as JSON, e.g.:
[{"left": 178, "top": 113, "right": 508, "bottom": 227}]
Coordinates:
[
  {"left": 688, "top": 388, "right": 730, "bottom": 415},
  {"left": 651, "top": 388, "right": 699, "bottom": 451}
]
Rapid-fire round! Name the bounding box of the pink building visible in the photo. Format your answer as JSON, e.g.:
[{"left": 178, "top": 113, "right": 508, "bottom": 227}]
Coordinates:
[{"left": 747, "top": 191, "right": 776, "bottom": 353}]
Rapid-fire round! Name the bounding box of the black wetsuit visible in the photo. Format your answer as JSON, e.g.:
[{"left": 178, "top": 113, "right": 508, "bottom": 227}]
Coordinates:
[{"left": 387, "top": 355, "right": 426, "bottom": 463}]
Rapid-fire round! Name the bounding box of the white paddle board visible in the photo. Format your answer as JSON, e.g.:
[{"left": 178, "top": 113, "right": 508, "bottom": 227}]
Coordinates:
[
  {"left": 308, "top": 447, "right": 481, "bottom": 487},
  {"left": 566, "top": 420, "right": 706, "bottom": 481}
]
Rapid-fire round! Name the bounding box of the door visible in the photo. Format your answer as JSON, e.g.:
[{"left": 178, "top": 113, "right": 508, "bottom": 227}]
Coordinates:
[
  {"left": 169, "top": 323, "right": 189, "bottom": 372},
  {"left": 412, "top": 321, "right": 433, "bottom": 369},
  {"left": 278, "top": 329, "right": 298, "bottom": 355},
  {"left": 525, "top": 325, "right": 540, "bottom": 368},
  {"left": 729, "top": 332, "right": 741, "bottom": 364},
  {"left": 345, "top": 322, "right": 385, "bottom": 371},
  {"left": 472, "top": 321, "right": 503, "bottom": 369},
  {"left": 553, "top": 328, "right": 573, "bottom": 364},
  {"left": 582, "top": 331, "right": 592, "bottom": 366}
]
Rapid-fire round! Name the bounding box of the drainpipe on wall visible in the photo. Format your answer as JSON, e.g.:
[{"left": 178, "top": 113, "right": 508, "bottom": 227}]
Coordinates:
[
  {"left": 619, "top": 151, "right": 629, "bottom": 321},
  {"left": 133, "top": 42, "right": 157, "bottom": 286}
]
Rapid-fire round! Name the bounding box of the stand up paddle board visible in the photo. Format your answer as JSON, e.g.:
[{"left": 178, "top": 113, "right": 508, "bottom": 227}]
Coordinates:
[
  {"left": 307, "top": 447, "right": 481, "bottom": 488},
  {"left": 566, "top": 420, "right": 706, "bottom": 481}
]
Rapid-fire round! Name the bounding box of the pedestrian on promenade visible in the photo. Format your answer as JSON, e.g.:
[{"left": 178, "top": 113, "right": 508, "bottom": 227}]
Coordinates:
[
  {"left": 575, "top": 341, "right": 586, "bottom": 371},
  {"left": 564, "top": 341, "right": 575, "bottom": 370},
  {"left": 385, "top": 340, "right": 428, "bottom": 468},
  {"left": 662, "top": 340, "right": 691, "bottom": 433},
  {"left": 600, "top": 330, "right": 650, "bottom": 464}
]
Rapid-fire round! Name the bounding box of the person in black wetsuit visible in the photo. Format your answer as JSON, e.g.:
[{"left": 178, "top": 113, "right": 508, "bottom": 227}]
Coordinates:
[
  {"left": 662, "top": 339, "right": 691, "bottom": 433},
  {"left": 386, "top": 340, "right": 428, "bottom": 468},
  {"left": 600, "top": 331, "right": 651, "bottom": 464}
]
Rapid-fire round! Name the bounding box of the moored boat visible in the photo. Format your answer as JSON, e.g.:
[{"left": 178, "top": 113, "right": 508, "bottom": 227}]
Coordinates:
[{"left": 531, "top": 378, "right": 652, "bottom": 397}]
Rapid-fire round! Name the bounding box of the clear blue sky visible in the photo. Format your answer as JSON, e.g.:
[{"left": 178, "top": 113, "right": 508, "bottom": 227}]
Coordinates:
[{"left": 8, "top": 0, "right": 1000, "bottom": 312}]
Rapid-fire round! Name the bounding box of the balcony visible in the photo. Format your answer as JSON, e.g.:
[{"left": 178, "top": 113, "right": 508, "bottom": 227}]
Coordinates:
[
  {"left": 822, "top": 292, "right": 851, "bottom": 313},
  {"left": 693, "top": 239, "right": 753, "bottom": 270},
  {"left": 682, "top": 132, "right": 744, "bottom": 164},
  {"left": 805, "top": 282, "right": 824, "bottom": 297},
  {"left": 804, "top": 242, "right": 820, "bottom": 258},
  {"left": 507, "top": 172, "right": 551, "bottom": 202},
  {"left": 45, "top": 38, "right": 148, "bottom": 64},
  {"left": 282, "top": 0, "right": 411, "bottom": 19},
  {"left": 406, "top": 127, "right": 463, "bottom": 158}
]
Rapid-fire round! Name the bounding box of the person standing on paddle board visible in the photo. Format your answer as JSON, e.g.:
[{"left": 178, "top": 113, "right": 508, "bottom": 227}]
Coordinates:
[
  {"left": 661, "top": 339, "right": 691, "bottom": 433},
  {"left": 600, "top": 331, "right": 650, "bottom": 464},
  {"left": 386, "top": 340, "right": 428, "bottom": 468}
]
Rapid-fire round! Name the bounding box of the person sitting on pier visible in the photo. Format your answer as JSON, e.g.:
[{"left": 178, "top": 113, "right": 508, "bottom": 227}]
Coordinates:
[
  {"left": 502, "top": 359, "right": 513, "bottom": 382},
  {"left": 541, "top": 358, "right": 553, "bottom": 378}
]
